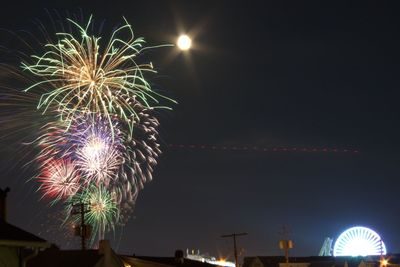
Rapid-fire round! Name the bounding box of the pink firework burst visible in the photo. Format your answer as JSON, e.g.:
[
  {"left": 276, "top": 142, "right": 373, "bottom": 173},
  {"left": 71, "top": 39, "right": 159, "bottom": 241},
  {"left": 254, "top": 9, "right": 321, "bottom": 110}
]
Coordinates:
[{"left": 38, "top": 159, "right": 81, "bottom": 201}]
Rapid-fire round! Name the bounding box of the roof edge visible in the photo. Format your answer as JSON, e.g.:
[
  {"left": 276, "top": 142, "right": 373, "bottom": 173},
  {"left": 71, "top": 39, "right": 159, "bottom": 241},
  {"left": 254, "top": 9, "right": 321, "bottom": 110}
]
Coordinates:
[{"left": 0, "top": 239, "right": 51, "bottom": 248}]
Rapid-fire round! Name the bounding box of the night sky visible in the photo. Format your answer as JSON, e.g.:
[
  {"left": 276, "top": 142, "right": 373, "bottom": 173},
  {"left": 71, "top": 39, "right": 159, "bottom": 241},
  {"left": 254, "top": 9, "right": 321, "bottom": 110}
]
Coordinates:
[{"left": 1, "top": 0, "right": 400, "bottom": 261}]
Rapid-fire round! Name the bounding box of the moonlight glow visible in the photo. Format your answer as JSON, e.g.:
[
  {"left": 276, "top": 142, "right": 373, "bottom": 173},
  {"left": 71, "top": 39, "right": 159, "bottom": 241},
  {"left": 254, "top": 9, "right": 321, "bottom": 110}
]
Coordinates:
[
  {"left": 177, "top": 34, "right": 192, "bottom": 50},
  {"left": 333, "top": 226, "right": 387, "bottom": 256}
]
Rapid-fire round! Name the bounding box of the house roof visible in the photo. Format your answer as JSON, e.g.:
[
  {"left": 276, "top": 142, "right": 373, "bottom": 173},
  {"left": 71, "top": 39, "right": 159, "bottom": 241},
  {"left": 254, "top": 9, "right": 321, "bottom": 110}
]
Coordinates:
[
  {"left": 27, "top": 248, "right": 102, "bottom": 267},
  {"left": 28, "top": 250, "right": 216, "bottom": 267},
  {"left": 243, "top": 256, "right": 324, "bottom": 267},
  {"left": 0, "top": 219, "right": 49, "bottom": 248},
  {"left": 133, "top": 256, "right": 218, "bottom": 267},
  {"left": 121, "top": 256, "right": 175, "bottom": 267}
]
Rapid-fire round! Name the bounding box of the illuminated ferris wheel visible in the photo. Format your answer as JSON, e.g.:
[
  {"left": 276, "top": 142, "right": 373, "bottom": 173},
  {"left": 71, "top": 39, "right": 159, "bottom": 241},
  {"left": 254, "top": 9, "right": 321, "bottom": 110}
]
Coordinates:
[{"left": 333, "top": 226, "right": 387, "bottom": 256}]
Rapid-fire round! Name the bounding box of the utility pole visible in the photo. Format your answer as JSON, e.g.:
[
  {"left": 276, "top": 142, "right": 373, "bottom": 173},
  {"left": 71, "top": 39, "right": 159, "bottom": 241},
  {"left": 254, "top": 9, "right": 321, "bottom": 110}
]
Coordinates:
[
  {"left": 278, "top": 225, "right": 293, "bottom": 267},
  {"left": 221, "top": 232, "right": 247, "bottom": 267},
  {"left": 80, "top": 203, "right": 86, "bottom": 250},
  {"left": 71, "top": 202, "right": 90, "bottom": 250}
]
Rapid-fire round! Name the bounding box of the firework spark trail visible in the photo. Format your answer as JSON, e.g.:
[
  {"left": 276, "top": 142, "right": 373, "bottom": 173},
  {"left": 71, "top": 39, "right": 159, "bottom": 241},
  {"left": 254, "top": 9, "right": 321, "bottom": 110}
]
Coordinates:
[
  {"left": 0, "top": 66, "right": 54, "bottom": 140},
  {"left": 22, "top": 16, "right": 175, "bottom": 133},
  {"left": 0, "top": 66, "right": 64, "bottom": 176}
]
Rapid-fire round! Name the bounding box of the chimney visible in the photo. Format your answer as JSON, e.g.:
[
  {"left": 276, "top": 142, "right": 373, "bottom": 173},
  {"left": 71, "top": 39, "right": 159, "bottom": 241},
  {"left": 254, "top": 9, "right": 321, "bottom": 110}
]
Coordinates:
[
  {"left": 175, "top": 250, "right": 184, "bottom": 264},
  {"left": 98, "top": 240, "right": 125, "bottom": 266},
  {"left": 0, "top": 187, "right": 10, "bottom": 221},
  {"left": 98, "top": 240, "right": 112, "bottom": 255}
]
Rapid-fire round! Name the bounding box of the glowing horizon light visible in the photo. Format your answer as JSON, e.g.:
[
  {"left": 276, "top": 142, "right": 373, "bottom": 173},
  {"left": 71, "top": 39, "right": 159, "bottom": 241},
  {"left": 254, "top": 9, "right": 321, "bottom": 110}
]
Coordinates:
[
  {"left": 333, "top": 226, "right": 387, "bottom": 257},
  {"left": 381, "top": 259, "right": 389, "bottom": 266},
  {"left": 210, "top": 259, "right": 235, "bottom": 267},
  {"left": 177, "top": 34, "right": 192, "bottom": 50}
]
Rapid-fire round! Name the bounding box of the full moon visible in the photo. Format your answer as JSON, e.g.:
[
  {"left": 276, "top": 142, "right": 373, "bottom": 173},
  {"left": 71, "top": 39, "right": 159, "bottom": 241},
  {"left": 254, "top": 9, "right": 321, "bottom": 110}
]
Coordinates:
[{"left": 177, "top": 35, "right": 192, "bottom": 50}]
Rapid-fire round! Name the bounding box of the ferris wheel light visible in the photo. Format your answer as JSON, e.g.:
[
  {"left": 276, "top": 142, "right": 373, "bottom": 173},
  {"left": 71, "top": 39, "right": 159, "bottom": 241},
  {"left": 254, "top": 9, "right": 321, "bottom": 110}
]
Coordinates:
[{"left": 333, "top": 226, "right": 387, "bottom": 257}]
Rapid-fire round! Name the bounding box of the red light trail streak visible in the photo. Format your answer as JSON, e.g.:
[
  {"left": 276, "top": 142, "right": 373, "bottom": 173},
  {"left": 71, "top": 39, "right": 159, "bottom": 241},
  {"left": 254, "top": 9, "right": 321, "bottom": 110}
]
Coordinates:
[{"left": 167, "top": 144, "right": 359, "bottom": 154}]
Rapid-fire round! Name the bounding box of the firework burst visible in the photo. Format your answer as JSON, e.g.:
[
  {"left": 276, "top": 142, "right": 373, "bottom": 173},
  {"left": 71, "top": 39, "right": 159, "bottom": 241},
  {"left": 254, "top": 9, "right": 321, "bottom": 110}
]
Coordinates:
[
  {"left": 38, "top": 158, "right": 81, "bottom": 201},
  {"left": 69, "top": 114, "right": 123, "bottom": 185},
  {"left": 76, "top": 136, "right": 121, "bottom": 184},
  {"left": 0, "top": 14, "right": 174, "bottom": 248},
  {"left": 66, "top": 183, "right": 118, "bottom": 243},
  {"left": 35, "top": 108, "right": 161, "bottom": 204},
  {"left": 22, "top": 15, "right": 174, "bottom": 132}
]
